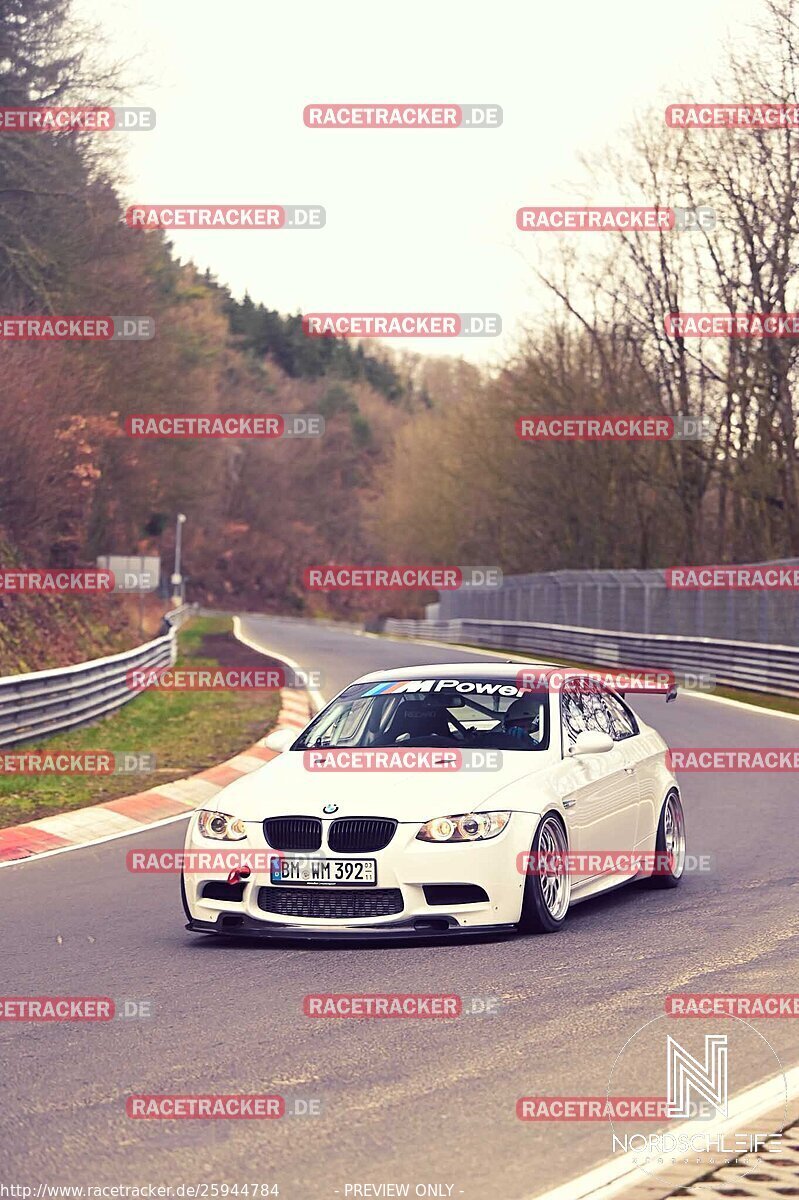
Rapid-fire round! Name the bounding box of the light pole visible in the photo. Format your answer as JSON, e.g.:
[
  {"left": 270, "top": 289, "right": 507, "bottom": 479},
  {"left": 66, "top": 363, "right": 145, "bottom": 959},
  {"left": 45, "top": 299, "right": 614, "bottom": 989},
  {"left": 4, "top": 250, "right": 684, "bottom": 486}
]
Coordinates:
[{"left": 171, "top": 513, "right": 187, "bottom": 607}]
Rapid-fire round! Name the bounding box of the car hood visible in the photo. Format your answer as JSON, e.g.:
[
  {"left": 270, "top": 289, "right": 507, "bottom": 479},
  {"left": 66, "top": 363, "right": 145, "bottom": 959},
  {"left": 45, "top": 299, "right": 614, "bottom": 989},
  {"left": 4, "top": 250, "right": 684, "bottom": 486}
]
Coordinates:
[{"left": 211, "top": 747, "right": 555, "bottom": 823}]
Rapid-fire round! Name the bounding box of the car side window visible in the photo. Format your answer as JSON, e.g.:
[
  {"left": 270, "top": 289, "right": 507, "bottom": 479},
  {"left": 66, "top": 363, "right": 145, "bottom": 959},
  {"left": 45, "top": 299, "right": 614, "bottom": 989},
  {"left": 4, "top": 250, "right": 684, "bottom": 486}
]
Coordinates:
[
  {"left": 601, "top": 690, "right": 638, "bottom": 741},
  {"left": 560, "top": 679, "right": 602, "bottom": 747},
  {"left": 561, "top": 678, "right": 623, "bottom": 750},
  {"left": 560, "top": 685, "right": 582, "bottom": 749},
  {"left": 578, "top": 685, "right": 615, "bottom": 736}
]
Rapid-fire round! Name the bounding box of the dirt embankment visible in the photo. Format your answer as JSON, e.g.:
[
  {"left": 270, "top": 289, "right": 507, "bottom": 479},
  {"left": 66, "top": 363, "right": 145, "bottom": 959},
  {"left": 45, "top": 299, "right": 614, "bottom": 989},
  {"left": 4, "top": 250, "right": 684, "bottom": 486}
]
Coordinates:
[{"left": 0, "top": 539, "right": 170, "bottom": 674}]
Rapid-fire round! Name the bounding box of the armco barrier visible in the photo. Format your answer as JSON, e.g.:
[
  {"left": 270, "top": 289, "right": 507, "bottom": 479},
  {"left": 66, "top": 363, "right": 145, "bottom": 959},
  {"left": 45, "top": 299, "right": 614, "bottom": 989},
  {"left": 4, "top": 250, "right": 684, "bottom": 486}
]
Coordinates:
[
  {"left": 433, "top": 560, "right": 799, "bottom": 645},
  {"left": 382, "top": 617, "right": 799, "bottom": 699},
  {"left": 0, "top": 605, "right": 194, "bottom": 749}
]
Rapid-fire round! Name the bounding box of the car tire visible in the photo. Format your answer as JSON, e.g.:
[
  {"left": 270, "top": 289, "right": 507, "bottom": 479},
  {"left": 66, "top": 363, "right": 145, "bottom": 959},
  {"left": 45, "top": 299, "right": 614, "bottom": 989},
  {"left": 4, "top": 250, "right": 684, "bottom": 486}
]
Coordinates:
[
  {"left": 518, "top": 813, "right": 571, "bottom": 934},
  {"left": 649, "top": 790, "right": 686, "bottom": 889}
]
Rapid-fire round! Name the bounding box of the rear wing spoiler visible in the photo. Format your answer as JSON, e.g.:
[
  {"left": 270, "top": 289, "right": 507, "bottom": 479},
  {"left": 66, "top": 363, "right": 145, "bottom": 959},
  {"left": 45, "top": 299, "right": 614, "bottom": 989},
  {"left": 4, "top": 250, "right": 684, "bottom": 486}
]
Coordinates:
[{"left": 615, "top": 684, "right": 678, "bottom": 703}]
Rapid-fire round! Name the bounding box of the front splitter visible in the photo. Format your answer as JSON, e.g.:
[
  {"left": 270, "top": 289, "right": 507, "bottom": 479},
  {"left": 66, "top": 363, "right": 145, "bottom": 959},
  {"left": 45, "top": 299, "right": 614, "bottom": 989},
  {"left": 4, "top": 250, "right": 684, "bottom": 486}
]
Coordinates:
[{"left": 185, "top": 914, "right": 517, "bottom": 942}]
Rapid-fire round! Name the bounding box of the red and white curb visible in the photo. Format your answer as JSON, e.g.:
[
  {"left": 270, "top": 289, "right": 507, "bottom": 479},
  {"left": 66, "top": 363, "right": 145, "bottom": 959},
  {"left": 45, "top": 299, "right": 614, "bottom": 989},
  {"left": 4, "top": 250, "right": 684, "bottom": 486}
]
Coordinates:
[{"left": 0, "top": 688, "right": 313, "bottom": 866}]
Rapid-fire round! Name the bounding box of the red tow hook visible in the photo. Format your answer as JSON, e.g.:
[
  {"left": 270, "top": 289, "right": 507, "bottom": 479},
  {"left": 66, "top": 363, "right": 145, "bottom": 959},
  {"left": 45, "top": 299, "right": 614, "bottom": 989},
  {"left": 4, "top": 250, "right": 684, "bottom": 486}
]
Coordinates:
[{"left": 227, "top": 866, "right": 251, "bottom": 886}]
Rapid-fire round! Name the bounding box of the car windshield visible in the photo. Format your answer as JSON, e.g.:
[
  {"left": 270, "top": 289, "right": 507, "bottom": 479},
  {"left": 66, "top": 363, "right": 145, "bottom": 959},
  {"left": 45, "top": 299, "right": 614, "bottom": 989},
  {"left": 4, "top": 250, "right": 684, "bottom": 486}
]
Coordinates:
[{"left": 293, "top": 679, "right": 550, "bottom": 751}]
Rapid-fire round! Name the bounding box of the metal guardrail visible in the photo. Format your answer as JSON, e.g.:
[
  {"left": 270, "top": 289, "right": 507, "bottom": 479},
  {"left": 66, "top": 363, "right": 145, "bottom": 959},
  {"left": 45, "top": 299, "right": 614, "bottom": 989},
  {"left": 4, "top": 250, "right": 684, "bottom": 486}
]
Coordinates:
[
  {"left": 0, "top": 605, "right": 195, "bottom": 749},
  {"left": 383, "top": 617, "right": 799, "bottom": 699},
  {"left": 433, "top": 560, "right": 799, "bottom": 646}
]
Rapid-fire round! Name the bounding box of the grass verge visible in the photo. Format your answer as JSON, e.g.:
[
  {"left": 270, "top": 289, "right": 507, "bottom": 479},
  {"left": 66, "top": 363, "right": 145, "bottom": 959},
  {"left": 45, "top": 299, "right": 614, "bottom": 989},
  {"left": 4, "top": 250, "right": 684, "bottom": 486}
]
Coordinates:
[{"left": 0, "top": 615, "right": 282, "bottom": 829}]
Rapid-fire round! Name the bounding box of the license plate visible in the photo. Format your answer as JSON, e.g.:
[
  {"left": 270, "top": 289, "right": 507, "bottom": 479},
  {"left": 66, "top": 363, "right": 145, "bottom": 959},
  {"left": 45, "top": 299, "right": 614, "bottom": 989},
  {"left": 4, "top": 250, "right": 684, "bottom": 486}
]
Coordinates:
[{"left": 269, "top": 855, "right": 377, "bottom": 887}]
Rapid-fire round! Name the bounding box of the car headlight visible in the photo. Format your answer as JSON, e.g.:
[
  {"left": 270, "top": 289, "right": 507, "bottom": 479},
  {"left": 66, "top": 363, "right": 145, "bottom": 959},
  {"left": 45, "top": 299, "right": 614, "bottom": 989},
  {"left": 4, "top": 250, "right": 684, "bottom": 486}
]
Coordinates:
[
  {"left": 197, "top": 810, "right": 247, "bottom": 841},
  {"left": 416, "top": 812, "right": 510, "bottom": 843}
]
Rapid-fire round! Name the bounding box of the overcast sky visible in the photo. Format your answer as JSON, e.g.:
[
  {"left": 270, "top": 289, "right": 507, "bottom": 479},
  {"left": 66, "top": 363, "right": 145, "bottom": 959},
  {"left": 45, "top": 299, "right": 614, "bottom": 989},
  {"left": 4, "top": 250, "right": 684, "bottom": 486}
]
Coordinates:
[{"left": 78, "top": 0, "right": 757, "bottom": 364}]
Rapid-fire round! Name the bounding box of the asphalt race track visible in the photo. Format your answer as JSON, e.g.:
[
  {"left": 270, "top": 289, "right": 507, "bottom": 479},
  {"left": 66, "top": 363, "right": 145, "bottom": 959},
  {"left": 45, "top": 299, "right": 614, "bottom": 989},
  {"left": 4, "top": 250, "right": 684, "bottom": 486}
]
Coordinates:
[{"left": 2, "top": 616, "right": 798, "bottom": 1198}]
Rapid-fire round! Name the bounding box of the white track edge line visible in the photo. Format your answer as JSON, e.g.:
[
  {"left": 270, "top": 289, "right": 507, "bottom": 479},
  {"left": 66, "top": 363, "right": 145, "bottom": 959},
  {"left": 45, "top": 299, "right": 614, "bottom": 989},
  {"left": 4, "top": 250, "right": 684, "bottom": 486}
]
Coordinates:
[
  {"left": 522, "top": 1064, "right": 799, "bottom": 1200},
  {"left": 233, "top": 615, "right": 326, "bottom": 712}
]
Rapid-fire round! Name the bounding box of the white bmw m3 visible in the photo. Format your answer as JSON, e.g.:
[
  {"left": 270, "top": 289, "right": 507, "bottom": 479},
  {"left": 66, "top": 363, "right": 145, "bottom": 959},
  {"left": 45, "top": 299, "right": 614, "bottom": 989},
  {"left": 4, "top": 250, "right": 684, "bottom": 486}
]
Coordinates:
[{"left": 181, "top": 662, "right": 685, "bottom": 939}]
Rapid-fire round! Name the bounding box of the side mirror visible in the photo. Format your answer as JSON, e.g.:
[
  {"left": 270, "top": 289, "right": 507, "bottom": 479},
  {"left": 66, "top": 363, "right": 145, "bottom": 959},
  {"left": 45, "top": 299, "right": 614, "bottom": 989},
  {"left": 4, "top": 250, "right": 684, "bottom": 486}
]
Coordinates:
[
  {"left": 263, "top": 727, "right": 296, "bottom": 753},
  {"left": 571, "top": 730, "right": 614, "bottom": 756}
]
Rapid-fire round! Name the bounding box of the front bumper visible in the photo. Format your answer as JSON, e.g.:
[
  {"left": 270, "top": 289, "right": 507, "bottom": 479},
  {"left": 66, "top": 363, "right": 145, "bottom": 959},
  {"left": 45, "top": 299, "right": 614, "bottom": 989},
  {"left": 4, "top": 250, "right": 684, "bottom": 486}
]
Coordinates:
[{"left": 182, "top": 810, "right": 539, "bottom": 935}]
